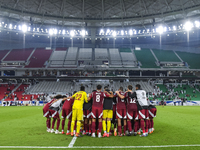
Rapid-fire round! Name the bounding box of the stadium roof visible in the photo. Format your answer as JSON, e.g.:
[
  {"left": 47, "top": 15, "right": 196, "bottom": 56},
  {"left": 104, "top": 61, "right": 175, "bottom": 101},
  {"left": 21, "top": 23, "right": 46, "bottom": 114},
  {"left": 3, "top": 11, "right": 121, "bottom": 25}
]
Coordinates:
[{"left": 0, "top": 0, "right": 200, "bottom": 27}]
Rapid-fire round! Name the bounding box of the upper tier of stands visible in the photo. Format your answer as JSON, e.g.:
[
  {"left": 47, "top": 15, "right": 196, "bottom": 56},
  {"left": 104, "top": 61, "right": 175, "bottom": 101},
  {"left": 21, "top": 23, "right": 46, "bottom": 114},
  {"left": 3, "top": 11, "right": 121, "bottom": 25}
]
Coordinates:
[
  {"left": 79, "top": 48, "right": 92, "bottom": 60},
  {"left": 134, "top": 48, "right": 160, "bottom": 68},
  {"left": 109, "top": 48, "right": 122, "bottom": 66},
  {"left": 63, "top": 47, "right": 78, "bottom": 66},
  {"left": 50, "top": 51, "right": 67, "bottom": 61},
  {"left": 25, "top": 48, "right": 53, "bottom": 68},
  {"left": 3, "top": 48, "right": 34, "bottom": 61},
  {"left": 152, "top": 49, "right": 181, "bottom": 62},
  {"left": 176, "top": 51, "right": 200, "bottom": 69},
  {"left": 0, "top": 50, "right": 9, "bottom": 60},
  {"left": 95, "top": 48, "right": 108, "bottom": 60},
  {"left": 119, "top": 48, "right": 136, "bottom": 66}
]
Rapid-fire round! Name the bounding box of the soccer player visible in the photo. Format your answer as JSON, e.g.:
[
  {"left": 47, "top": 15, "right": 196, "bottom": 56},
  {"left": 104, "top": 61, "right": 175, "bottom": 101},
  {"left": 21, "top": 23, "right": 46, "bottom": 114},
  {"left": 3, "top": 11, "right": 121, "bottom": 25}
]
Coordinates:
[
  {"left": 68, "top": 86, "right": 88, "bottom": 137},
  {"left": 115, "top": 85, "right": 138, "bottom": 136},
  {"left": 88, "top": 85, "right": 113, "bottom": 138},
  {"left": 135, "top": 84, "right": 149, "bottom": 137},
  {"left": 114, "top": 87, "right": 127, "bottom": 136},
  {"left": 148, "top": 100, "right": 157, "bottom": 134},
  {"left": 102, "top": 87, "right": 114, "bottom": 137},
  {"left": 49, "top": 95, "right": 67, "bottom": 134},
  {"left": 83, "top": 91, "right": 94, "bottom": 136},
  {"left": 43, "top": 96, "right": 55, "bottom": 132},
  {"left": 61, "top": 91, "right": 76, "bottom": 135}
]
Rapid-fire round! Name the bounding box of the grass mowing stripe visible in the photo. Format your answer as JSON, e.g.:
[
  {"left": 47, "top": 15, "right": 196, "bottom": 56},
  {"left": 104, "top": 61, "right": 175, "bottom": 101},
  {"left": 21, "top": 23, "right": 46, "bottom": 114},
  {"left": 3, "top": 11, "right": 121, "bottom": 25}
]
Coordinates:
[{"left": 1, "top": 144, "right": 200, "bottom": 149}]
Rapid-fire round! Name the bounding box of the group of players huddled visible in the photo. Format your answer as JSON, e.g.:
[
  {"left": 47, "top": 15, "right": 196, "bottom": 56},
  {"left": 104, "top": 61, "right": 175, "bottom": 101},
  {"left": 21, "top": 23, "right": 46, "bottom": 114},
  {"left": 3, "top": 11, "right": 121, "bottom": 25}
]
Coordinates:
[{"left": 43, "top": 84, "right": 157, "bottom": 137}]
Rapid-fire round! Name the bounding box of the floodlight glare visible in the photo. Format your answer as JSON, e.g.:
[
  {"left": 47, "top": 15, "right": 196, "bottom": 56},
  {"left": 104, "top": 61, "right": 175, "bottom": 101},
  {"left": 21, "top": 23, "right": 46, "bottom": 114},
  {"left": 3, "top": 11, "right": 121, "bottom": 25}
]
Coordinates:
[
  {"left": 100, "top": 29, "right": 104, "bottom": 35},
  {"left": 195, "top": 21, "right": 200, "bottom": 28},
  {"left": 62, "top": 30, "right": 65, "bottom": 35},
  {"left": 121, "top": 30, "right": 124, "bottom": 35},
  {"left": 81, "top": 29, "right": 86, "bottom": 37},
  {"left": 184, "top": 21, "right": 193, "bottom": 31},
  {"left": 112, "top": 31, "right": 117, "bottom": 37},
  {"left": 156, "top": 26, "right": 164, "bottom": 34},
  {"left": 9, "top": 24, "right": 12, "bottom": 29},
  {"left": 54, "top": 29, "right": 58, "bottom": 34},
  {"left": 22, "top": 24, "right": 27, "bottom": 33},
  {"left": 49, "top": 29, "right": 53, "bottom": 35},
  {"left": 70, "top": 30, "right": 75, "bottom": 37},
  {"left": 173, "top": 26, "right": 176, "bottom": 31},
  {"left": 129, "top": 29, "right": 133, "bottom": 35}
]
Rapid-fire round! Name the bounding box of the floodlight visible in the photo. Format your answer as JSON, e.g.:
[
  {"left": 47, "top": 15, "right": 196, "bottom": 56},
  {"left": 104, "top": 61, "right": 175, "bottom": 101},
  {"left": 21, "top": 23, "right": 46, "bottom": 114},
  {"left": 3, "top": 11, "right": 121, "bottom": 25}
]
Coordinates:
[
  {"left": 9, "top": 24, "right": 12, "bottom": 29},
  {"left": 156, "top": 26, "right": 164, "bottom": 34},
  {"left": 173, "top": 26, "right": 176, "bottom": 31},
  {"left": 129, "top": 29, "right": 133, "bottom": 35},
  {"left": 22, "top": 24, "right": 27, "bottom": 33},
  {"left": 121, "top": 30, "right": 124, "bottom": 35},
  {"left": 112, "top": 31, "right": 117, "bottom": 37},
  {"left": 49, "top": 29, "right": 53, "bottom": 35},
  {"left": 70, "top": 30, "right": 75, "bottom": 37},
  {"left": 195, "top": 21, "right": 200, "bottom": 28},
  {"left": 62, "top": 30, "right": 65, "bottom": 35},
  {"left": 184, "top": 21, "right": 193, "bottom": 31},
  {"left": 81, "top": 29, "right": 86, "bottom": 37},
  {"left": 54, "top": 29, "right": 58, "bottom": 34}
]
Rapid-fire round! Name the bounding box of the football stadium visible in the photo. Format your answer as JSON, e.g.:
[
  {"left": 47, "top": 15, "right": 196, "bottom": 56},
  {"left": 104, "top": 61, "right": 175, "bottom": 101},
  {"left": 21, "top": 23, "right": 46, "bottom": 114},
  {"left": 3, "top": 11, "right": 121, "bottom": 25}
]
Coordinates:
[{"left": 1, "top": 0, "right": 200, "bottom": 149}]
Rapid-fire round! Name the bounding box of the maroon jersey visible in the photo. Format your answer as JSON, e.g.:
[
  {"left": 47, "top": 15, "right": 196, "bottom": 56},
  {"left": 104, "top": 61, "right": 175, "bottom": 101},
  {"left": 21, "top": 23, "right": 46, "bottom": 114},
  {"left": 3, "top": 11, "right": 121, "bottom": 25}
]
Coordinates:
[
  {"left": 89, "top": 91, "right": 110, "bottom": 108},
  {"left": 123, "top": 92, "right": 137, "bottom": 111},
  {"left": 62, "top": 98, "right": 74, "bottom": 110},
  {"left": 115, "top": 91, "right": 126, "bottom": 109}
]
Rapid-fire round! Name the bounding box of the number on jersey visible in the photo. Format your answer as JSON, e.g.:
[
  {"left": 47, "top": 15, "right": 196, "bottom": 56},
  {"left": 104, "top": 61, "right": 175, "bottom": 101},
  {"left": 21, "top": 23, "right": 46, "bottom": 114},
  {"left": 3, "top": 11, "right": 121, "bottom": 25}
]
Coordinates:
[
  {"left": 96, "top": 95, "right": 100, "bottom": 102},
  {"left": 76, "top": 94, "right": 82, "bottom": 101},
  {"left": 130, "top": 98, "right": 136, "bottom": 103}
]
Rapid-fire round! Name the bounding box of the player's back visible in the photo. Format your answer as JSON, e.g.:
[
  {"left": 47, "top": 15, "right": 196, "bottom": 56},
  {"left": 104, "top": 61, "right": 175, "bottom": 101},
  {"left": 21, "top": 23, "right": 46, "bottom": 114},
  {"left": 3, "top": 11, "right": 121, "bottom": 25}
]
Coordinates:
[
  {"left": 49, "top": 98, "right": 63, "bottom": 111},
  {"left": 91, "top": 91, "right": 105, "bottom": 108},
  {"left": 125, "top": 92, "right": 137, "bottom": 111},
  {"left": 136, "top": 90, "right": 148, "bottom": 106},
  {"left": 115, "top": 91, "right": 126, "bottom": 109},
  {"left": 72, "top": 91, "right": 87, "bottom": 109},
  {"left": 62, "top": 98, "right": 74, "bottom": 110}
]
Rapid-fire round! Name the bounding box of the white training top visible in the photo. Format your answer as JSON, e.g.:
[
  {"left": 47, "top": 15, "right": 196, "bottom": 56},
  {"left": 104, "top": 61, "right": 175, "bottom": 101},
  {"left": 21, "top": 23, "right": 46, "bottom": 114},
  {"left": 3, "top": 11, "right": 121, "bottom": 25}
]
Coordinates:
[{"left": 136, "top": 90, "right": 148, "bottom": 106}]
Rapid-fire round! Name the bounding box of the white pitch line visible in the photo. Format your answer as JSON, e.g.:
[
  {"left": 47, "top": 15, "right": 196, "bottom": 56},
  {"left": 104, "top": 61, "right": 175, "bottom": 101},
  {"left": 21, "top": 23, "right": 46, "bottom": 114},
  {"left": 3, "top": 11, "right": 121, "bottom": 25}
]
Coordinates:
[
  {"left": 68, "top": 136, "right": 77, "bottom": 148},
  {"left": 1, "top": 144, "right": 200, "bottom": 149}
]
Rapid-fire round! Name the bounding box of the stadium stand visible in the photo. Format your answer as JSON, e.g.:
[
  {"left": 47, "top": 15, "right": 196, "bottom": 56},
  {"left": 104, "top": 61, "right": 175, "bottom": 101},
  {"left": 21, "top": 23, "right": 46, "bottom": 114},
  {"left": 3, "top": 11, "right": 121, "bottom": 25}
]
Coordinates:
[
  {"left": 25, "top": 48, "right": 53, "bottom": 68},
  {"left": 0, "top": 50, "right": 9, "bottom": 61},
  {"left": 27, "top": 81, "right": 72, "bottom": 94},
  {"left": 95, "top": 48, "right": 108, "bottom": 60},
  {"left": 64, "top": 47, "right": 78, "bottom": 67},
  {"left": 26, "top": 81, "right": 153, "bottom": 94},
  {"left": 5, "top": 84, "right": 30, "bottom": 101},
  {"left": 3, "top": 48, "right": 34, "bottom": 61},
  {"left": 78, "top": 48, "right": 92, "bottom": 60},
  {"left": 55, "top": 47, "right": 67, "bottom": 51},
  {"left": 152, "top": 49, "right": 181, "bottom": 62},
  {"left": 175, "top": 51, "right": 200, "bottom": 69},
  {"left": 119, "top": 48, "right": 136, "bottom": 67},
  {"left": 0, "top": 84, "right": 16, "bottom": 100},
  {"left": 109, "top": 48, "right": 122, "bottom": 67},
  {"left": 134, "top": 48, "right": 160, "bottom": 68},
  {"left": 49, "top": 50, "right": 67, "bottom": 67}
]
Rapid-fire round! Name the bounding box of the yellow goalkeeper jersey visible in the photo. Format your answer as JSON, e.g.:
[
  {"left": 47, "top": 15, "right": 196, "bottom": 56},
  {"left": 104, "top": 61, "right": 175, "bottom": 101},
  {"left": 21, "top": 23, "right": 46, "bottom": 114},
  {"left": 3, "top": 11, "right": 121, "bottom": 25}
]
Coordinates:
[{"left": 72, "top": 91, "right": 88, "bottom": 109}]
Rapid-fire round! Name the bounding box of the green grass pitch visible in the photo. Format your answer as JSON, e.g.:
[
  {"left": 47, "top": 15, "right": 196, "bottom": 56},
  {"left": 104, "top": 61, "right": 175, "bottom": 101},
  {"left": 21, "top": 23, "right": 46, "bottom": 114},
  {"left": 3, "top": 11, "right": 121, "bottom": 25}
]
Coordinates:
[{"left": 1, "top": 106, "right": 200, "bottom": 150}]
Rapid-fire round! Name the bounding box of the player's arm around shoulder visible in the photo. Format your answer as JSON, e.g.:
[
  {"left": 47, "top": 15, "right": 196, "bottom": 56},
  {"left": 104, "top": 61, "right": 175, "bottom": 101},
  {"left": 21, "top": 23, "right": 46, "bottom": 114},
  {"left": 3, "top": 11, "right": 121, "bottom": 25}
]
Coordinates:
[
  {"left": 84, "top": 92, "right": 88, "bottom": 103},
  {"left": 115, "top": 91, "right": 125, "bottom": 99}
]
